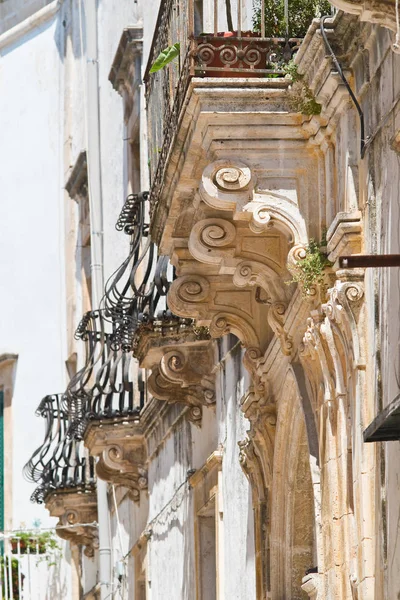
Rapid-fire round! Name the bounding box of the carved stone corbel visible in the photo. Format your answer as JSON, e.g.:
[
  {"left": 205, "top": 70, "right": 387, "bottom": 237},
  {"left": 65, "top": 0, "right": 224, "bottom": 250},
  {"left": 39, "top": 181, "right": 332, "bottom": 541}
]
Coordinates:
[
  {"left": 168, "top": 160, "right": 311, "bottom": 359},
  {"left": 45, "top": 490, "right": 98, "bottom": 558},
  {"left": 84, "top": 420, "right": 147, "bottom": 503}
]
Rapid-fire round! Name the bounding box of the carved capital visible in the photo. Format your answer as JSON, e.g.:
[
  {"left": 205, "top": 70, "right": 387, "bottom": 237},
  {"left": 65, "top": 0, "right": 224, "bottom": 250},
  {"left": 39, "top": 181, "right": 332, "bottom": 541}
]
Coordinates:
[
  {"left": 45, "top": 491, "right": 98, "bottom": 558},
  {"left": 84, "top": 420, "right": 147, "bottom": 503}
]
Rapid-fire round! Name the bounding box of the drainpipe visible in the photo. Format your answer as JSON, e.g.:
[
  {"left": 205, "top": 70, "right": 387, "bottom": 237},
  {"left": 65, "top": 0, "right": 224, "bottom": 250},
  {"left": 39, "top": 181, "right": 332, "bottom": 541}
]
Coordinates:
[{"left": 84, "top": 0, "right": 112, "bottom": 598}]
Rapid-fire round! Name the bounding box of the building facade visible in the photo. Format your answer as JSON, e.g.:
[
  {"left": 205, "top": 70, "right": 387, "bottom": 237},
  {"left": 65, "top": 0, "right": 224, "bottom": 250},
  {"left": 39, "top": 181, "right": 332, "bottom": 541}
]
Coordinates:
[{"left": 3, "top": 0, "right": 400, "bottom": 599}]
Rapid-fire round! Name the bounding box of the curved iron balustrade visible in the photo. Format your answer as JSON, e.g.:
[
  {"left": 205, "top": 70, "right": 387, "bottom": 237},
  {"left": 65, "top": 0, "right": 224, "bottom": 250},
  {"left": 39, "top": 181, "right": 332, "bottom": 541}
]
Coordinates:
[
  {"left": 65, "top": 310, "right": 144, "bottom": 439},
  {"left": 23, "top": 394, "right": 95, "bottom": 504},
  {"left": 65, "top": 191, "right": 194, "bottom": 437},
  {"left": 101, "top": 192, "right": 170, "bottom": 337}
]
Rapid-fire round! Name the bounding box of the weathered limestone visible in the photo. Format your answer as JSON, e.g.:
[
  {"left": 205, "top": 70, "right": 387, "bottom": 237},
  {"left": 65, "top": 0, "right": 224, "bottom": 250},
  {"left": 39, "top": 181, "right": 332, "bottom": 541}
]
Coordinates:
[
  {"left": 135, "top": 317, "right": 216, "bottom": 413},
  {"left": 329, "top": 0, "right": 400, "bottom": 47},
  {"left": 142, "top": 11, "right": 379, "bottom": 599},
  {"left": 46, "top": 490, "right": 98, "bottom": 558},
  {"left": 84, "top": 420, "right": 148, "bottom": 503}
]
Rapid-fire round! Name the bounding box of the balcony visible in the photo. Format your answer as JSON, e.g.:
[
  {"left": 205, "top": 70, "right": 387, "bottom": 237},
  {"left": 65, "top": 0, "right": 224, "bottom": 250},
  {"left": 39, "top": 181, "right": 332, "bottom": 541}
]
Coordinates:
[
  {"left": 23, "top": 394, "right": 98, "bottom": 556},
  {"left": 62, "top": 193, "right": 216, "bottom": 498},
  {"left": 144, "top": 0, "right": 331, "bottom": 219}
]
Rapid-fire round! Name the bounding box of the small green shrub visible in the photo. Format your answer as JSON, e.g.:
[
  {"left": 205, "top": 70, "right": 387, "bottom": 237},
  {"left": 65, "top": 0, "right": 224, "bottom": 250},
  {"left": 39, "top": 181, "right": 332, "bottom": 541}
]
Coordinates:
[
  {"left": 289, "top": 239, "right": 332, "bottom": 296},
  {"left": 283, "top": 60, "right": 321, "bottom": 115}
]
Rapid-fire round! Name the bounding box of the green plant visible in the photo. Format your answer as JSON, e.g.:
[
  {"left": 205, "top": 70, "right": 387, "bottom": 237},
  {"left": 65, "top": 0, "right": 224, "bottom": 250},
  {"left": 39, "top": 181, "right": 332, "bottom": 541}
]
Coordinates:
[
  {"left": 283, "top": 60, "right": 322, "bottom": 115},
  {"left": 11, "top": 530, "right": 61, "bottom": 558},
  {"left": 252, "top": 0, "right": 331, "bottom": 37},
  {"left": 150, "top": 43, "right": 180, "bottom": 73},
  {"left": 288, "top": 239, "right": 332, "bottom": 295},
  {"left": 0, "top": 556, "right": 21, "bottom": 599}
]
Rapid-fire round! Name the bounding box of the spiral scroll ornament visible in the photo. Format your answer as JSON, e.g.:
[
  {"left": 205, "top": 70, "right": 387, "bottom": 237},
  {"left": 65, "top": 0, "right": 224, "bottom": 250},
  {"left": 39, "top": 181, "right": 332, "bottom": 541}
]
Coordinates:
[
  {"left": 214, "top": 166, "right": 251, "bottom": 191},
  {"left": 176, "top": 276, "right": 210, "bottom": 304},
  {"left": 200, "top": 220, "right": 236, "bottom": 247}
]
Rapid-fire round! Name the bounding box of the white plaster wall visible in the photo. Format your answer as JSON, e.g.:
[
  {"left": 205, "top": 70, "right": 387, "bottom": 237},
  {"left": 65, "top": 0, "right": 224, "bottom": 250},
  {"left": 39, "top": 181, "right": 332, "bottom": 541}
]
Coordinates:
[
  {"left": 0, "top": 13, "right": 66, "bottom": 529},
  {"left": 215, "top": 338, "right": 256, "bottom": 600},
  {"left": 352, "top": 25, "right": 400, "bottom": 599},
  {"left": 109, "top": 337, "right": 257, "bottom": 600}
]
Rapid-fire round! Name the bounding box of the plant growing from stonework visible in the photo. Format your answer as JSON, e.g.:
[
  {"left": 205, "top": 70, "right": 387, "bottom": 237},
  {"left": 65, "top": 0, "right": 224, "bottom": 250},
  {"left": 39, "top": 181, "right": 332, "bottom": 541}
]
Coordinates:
[
  {"left": 288, "top": 239, "right": 332, "bottom": 296},
  {"left": 252, "top": 0, "right": 331, "bottom": 37},
  {"left": 283, "top": 60, "right": 322, "bottom": 115}
]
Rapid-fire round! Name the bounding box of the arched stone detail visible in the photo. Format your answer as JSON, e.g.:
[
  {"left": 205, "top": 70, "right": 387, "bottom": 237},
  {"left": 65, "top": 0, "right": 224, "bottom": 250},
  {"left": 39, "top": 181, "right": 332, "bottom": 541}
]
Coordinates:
[
  {"left": 299, "top": 272, "right": 366, "bottom": 597},
  {"left": 270, "top": 373, "right": 319, "bottom": 599},
  {"left": 84, "top": 420, "right": 148, "bottom": 503}
]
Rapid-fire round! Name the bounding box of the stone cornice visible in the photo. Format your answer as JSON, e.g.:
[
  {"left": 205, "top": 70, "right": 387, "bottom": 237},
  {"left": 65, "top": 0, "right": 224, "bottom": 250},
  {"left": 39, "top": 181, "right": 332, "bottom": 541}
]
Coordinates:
[
  {"left": 45, "top": 489, "right": 98, "bottom": 558},
  {"left": 109, "top": 26, "right": 143, "bottom": 92},
  {"left": 84, "top": 419, "right": 147, "bottom": 503},
  {"left": 65, "top": 151, "right": 87, "bottom": 200},
  {"left": 328, "top": 0, "right": 400, "bottom": 41}
]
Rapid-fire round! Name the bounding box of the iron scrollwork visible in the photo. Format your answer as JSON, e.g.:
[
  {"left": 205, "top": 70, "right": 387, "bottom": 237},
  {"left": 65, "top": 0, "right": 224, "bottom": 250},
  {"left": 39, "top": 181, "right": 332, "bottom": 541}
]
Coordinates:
[{"left": 23, "top": 394, "right": 95, "bottom": 504}]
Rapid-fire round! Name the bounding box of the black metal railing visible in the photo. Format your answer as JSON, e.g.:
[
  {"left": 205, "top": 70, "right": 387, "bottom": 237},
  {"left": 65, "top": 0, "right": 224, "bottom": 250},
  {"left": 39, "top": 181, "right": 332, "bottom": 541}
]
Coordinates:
[
  {"left": 65, "top": 310, "right": 144, "bottom": 438},
  {"left": 101, "top": 192, "right": 170, "bottom": 342},
  {"left": 23, "top": 394, "right": 95, "bottom": 503},
  {"left": 64, "top": 192, "right": 190, "bottom": 437}
]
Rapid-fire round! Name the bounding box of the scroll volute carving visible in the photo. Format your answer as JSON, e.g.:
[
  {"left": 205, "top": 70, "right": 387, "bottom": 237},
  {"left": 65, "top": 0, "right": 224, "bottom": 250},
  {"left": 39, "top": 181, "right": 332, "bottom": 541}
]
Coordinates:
[
  {"left": 168, "top": 159, "right": 308, "bottom": 358},
  {"left": 143, "top": 340, "right": 216, "bottom": 409},
  {"left": 46, "top": 491, "right": 98, "bottom": 558},
  {"left": 84, "top": 421, "right": 147, "bottom": 503}
]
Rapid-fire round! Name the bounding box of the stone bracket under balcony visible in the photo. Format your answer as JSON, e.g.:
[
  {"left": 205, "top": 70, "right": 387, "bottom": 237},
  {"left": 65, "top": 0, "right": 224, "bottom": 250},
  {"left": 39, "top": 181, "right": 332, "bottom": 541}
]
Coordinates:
[
  {"left": 144, "top": 339, "right": 216, "bottom": 410},
  {"left": 45, "top": 490, "right": 98, "bottom": 558},
  {"left": 84, "top": 420, "right": 148, "bottom": 503}
]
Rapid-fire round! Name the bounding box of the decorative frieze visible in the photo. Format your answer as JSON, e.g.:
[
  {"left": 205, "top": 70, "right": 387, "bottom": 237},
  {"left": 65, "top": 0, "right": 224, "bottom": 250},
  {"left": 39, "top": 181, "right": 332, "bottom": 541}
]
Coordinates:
[
  {"left": 46, "top": 491, "right": 98, "bottom": 558},
  {"left": 84, "top": 420, "right": 147, "bottom": 503}
]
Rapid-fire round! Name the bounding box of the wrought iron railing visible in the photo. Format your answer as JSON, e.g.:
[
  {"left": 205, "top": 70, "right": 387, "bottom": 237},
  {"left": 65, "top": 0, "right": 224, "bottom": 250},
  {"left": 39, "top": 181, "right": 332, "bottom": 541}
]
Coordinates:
[
  {"left": 144, "top": 0, "right": 316, "bottom": 214},
  {"left": 101, "top": 192, "right": 170, "bottom": 339},
  {"left": 65, "top": 310, "right": 144, "bottom": 438},
  {"left": 64, "top": 192, "right": 193, "bottom": 437},
  {"left": 23, "top": 394, "right": 95, "bottom": 503}
]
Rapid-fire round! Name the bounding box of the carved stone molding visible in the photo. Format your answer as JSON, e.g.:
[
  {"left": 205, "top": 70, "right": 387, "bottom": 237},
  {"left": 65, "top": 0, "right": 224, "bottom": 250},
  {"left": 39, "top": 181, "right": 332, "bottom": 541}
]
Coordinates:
[
  {"left": 301, "top": 271, "right": 365, "bottom": 405},
  {"left": 109, "top": 27, "right": 143, "bottom": 118},
  {"left": 326, "top": 211, "right": 363, "bottom": 265},
  {"left": 143, "top": 339, "right": 216, "bottom": 409},
  {"left": 167, "top": 159, "right": 315, "bottom": 359},
  {"left": 84, "top": 420, "right": 147, "bottom": 503},
  {"left": 45, "top": 490, "right": 98, "bottom": 558},
  {"left": 301, "top": 572, "right": 321, "bottom": 599},
  {"left": 65, "top": 151, "right": 87, "bottom": 202},
  {"left": 328, "top": 0, "right": 400, "bottom": 46}
]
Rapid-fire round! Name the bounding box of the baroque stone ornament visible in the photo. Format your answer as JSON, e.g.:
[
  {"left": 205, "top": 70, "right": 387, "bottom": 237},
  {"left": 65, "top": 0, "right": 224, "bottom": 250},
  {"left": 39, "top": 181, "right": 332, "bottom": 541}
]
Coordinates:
[
  {"left": 145, "top": 341, "right": 216, "bottom": 409},
  {"left": 166, "top": 159, "right": 312, "bottom": 359},
  {"left": 45, "top": 491, "right": 98, "bottom": 558},
  {"left": 84, "top": 420, "right": 148, "bottom": 503}
]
